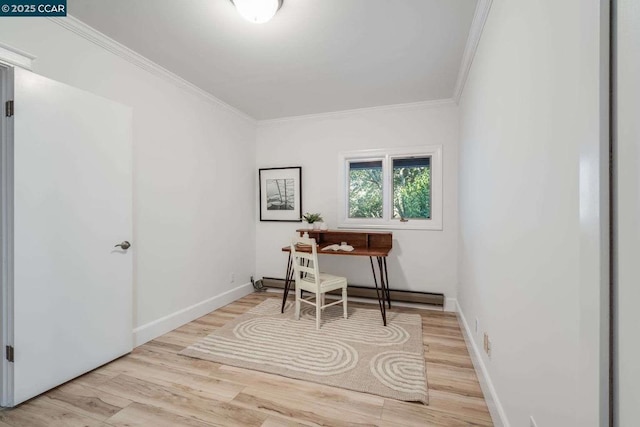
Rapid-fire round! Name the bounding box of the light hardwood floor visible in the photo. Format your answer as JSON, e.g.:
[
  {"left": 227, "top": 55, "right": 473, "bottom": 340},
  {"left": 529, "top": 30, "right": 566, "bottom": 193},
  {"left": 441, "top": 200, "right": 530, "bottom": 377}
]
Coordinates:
[{"left": 0, "top": 293, "right": 492, "bottom": 426}]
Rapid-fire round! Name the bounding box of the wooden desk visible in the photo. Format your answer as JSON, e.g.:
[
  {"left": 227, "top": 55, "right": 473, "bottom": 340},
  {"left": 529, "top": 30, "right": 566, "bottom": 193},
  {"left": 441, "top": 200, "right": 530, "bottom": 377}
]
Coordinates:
[{"left": 281, "top": 229, "right": 393, "bottom": 325}]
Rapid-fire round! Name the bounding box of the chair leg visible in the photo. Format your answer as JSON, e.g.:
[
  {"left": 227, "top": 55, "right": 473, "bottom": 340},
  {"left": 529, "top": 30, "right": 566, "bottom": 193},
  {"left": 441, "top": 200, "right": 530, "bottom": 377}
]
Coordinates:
[
  {"left": 295, "top": 286, "right": 301, "bottom": 320},
  {"left": 342, "top": 287, "right": 348, "bottom": 319},
  {"left": 316, "top": 294, "right": 321, "bottom": 330}
]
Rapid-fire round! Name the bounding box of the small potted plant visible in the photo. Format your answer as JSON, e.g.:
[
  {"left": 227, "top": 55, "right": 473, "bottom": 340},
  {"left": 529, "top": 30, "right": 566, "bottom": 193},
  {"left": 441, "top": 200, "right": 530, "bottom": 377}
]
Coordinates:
[{"left": 303, "top": 212, "right": 323, "bottom": 230}]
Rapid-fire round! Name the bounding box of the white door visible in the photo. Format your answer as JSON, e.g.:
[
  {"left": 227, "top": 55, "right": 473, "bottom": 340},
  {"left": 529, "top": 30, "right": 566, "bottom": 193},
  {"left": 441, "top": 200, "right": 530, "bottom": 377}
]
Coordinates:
[
  {"left": 7, "top": 67, "right": 133, "bottom": 405},
  {"left": 614, "top": 0, "right": 640, "bottom": 424}
]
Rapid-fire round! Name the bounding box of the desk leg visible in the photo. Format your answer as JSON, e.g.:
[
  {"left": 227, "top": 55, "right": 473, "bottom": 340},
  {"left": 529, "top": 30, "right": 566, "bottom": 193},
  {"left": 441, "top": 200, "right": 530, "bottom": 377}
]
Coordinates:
[
  {"left": 383, "top": 257, "right": 391, "bottom": 308},
  {"left": 282, "top": 254, "right": 293, "bottom": 313},
  {"left": 376, "top": 257, "right": 390, "bottom": 311},
  {"left": 369, "top": 256, "right": 387, "bottom": 326}
]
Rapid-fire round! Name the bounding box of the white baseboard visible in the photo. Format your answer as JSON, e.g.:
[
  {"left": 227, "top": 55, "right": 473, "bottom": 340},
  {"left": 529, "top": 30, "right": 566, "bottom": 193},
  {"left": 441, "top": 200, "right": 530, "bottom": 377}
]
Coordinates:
[
  {"left": 455, "top": 301, "right": 510, "bottom": 427},
  {"left": 133, "top": 282, "right": 254, "bottom": 347},
  {"left": 444, "top": 297, "right": 457, "bottom": 312}
]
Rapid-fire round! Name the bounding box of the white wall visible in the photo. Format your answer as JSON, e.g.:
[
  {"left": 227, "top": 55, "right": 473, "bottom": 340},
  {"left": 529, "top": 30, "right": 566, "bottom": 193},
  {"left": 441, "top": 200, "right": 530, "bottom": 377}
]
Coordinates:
[
  {"left": 0, "top": 18, "right": 256, "bottom": 342},
  {"left": 255, "top": 104, "right": 459, "bottom": 301},
  {"left": 458, "top": 1, "right": 607, "bottom": 426},
  {"left": 614, "top": 0, "right": 640, "bottom": 424}
]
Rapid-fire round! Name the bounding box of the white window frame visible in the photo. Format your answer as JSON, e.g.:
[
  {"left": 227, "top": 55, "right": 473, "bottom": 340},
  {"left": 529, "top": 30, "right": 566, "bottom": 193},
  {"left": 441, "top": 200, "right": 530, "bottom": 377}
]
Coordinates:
[{"left": 338, "top": 146, "right": 443, "bottom": 230}]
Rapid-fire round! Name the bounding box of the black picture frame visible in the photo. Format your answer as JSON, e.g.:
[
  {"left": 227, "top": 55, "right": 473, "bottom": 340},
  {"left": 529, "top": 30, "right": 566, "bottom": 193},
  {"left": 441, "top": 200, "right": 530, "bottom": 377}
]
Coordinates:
[{"left": 259, "top": 167, "right": 302, "bottom": 222}]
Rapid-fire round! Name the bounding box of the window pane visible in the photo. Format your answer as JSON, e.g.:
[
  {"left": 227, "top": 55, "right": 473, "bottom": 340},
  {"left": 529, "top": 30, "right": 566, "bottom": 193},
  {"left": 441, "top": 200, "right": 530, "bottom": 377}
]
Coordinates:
[
  {"left": 393, "top": 157, "right": 431, "bottom": 219},
  {"left": 349, "top": 161, "right": 383, "bottom": 218}
]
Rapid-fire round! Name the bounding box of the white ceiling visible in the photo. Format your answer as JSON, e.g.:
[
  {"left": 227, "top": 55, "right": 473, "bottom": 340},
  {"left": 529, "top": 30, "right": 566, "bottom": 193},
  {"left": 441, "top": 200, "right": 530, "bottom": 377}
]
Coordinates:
[{"left": 68, "top": 0, "right": 477, "bottom": 120}]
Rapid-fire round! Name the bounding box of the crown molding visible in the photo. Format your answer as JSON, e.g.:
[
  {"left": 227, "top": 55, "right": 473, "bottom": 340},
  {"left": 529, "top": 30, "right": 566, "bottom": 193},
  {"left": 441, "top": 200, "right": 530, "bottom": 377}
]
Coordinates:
[
  {"left": 452, "top": 0, "right": 493, "bottom": 103},
  {"left": 47, "top": 15, "right": 256, "bottom": 124},
  {"left": 0, "top": 41, "right": 36, "bottom": 70},
  {"left": 257, "top": 98, "right": 456, "bottom": 126}
]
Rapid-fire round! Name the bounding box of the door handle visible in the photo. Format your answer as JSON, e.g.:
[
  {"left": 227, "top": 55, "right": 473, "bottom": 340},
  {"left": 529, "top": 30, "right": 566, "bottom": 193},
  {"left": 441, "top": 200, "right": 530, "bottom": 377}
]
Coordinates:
[{"left": 114, "top": 241, "right": 131, "bottom": 250}]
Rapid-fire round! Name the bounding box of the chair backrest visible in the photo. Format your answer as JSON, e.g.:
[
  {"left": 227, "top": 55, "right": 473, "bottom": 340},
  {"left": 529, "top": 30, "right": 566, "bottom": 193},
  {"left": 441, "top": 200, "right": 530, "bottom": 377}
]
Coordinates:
[{"left": 290, "top": 235, "right": 320, "bottom": 288}]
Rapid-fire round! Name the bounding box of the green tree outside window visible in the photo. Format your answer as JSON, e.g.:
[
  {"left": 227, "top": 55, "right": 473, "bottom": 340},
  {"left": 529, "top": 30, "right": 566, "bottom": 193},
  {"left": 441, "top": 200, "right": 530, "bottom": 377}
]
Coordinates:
[
  {"left": 348, "top": 158, "right": 431, "bottom": 220},
  {"left": 349, "top": 161, "right": 383, "bottom": 218},
  {"left": 393, "top": 157, "right": 431, "bottom": 219}
]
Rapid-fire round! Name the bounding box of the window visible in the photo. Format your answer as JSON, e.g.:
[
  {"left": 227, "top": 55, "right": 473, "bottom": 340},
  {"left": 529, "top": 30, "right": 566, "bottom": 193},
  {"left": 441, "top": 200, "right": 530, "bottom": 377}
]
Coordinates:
[
  {"left": 393, "top": 157, "right": 431, "bottom": 220},
  {"left": 349, "top": 161, "right": 383, "bottom": 218},
  {"left": 339, "top": 146, "right": 442, "bottom": 230}
]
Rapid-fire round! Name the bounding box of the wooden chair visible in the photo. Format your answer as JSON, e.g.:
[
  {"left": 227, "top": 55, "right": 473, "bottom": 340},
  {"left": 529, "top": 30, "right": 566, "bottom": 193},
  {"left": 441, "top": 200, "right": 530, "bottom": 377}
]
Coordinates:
[{"left": 290, "top": 236, "right": 348, "bottom": 329}]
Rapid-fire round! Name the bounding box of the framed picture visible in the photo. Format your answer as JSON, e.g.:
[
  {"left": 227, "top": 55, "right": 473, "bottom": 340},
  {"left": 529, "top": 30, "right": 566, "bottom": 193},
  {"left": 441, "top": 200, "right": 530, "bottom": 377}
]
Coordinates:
[{"left": 259, "top": 167, "right": 302, "bottom": 222}]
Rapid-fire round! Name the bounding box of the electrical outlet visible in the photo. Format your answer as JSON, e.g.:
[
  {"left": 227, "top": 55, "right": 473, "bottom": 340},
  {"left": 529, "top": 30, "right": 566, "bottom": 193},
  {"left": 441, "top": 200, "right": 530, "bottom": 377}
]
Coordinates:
[
  {"left": 230, "top": 272, "right": 235, "bottom": 283},
  {"left": 475, "top": 318, "right": 479, "bottom": 334},
  {"left": 530, "top": 416, "right": 538, "bottom": 427}
]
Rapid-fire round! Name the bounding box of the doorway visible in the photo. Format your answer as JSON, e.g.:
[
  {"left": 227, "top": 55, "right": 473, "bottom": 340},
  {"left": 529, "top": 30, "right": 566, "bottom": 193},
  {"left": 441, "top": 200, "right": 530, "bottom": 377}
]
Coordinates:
[
  {"left": 0, "top": 62, "right": 12, "bottom": 407},
  {"left": 0, "top": 63, "right": 134, "bottom": 406},
  {"left": 611, "top": 0, "right": 639, "bottom": 425}
]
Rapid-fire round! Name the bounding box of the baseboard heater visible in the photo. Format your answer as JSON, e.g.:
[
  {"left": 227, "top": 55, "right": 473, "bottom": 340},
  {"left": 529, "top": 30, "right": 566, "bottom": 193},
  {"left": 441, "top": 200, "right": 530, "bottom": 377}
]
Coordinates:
[{"left": 261, "top": 277, "right": 445, "bottom": 307}]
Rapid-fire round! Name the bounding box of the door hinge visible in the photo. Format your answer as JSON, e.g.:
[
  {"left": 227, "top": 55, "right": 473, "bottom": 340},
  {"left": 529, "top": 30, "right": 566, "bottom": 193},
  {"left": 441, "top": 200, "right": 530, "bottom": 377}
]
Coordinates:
[
  {"left": 5, "top": 100, "right": 14, "bottom": 117},
  {"left": 5, "top": 345, "right": 14, "bottom": 363}
]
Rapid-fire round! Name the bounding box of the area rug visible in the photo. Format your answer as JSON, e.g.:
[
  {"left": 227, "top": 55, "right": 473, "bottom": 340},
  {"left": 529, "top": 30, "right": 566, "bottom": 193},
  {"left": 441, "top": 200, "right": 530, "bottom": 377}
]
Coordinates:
[{"left": 179, "top": 298, "right": 428, "bottom": 404}]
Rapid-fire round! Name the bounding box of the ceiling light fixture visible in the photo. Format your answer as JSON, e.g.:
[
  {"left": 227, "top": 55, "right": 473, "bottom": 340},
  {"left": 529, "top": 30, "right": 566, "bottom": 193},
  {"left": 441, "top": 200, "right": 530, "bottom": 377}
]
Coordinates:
[{"left": 231, "top": 0, "right": 283, "bottom": 24}]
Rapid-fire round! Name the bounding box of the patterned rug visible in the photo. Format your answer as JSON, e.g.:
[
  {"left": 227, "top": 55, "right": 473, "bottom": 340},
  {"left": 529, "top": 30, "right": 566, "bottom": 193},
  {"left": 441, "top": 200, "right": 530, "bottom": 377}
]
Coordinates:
[{"left": 179, "top": 298, "right": 428, "bottom": 404}]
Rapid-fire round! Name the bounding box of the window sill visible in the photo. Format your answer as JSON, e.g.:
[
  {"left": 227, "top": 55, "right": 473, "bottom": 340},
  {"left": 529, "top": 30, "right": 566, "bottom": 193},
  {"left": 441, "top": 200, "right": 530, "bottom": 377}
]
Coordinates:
[{"left": 337, "top": 221, "right": 442, "bottom": 231}]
